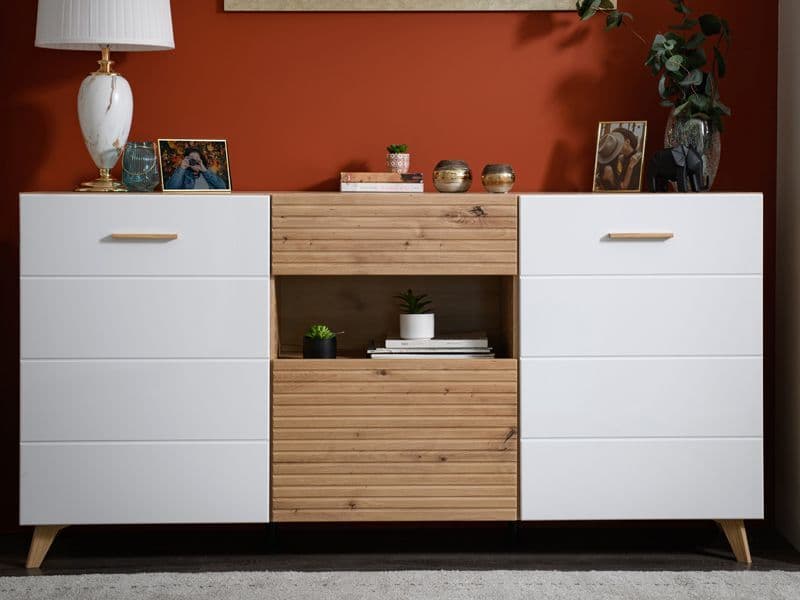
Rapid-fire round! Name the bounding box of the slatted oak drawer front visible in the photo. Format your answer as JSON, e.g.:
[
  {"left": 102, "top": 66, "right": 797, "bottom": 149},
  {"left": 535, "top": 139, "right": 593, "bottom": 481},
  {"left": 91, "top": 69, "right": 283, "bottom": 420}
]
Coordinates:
[
  {"left": 271, "top": 194, "right": 517, "bottom": 275},
  {"left": 519, "top": 194, "right": 762, "bottom": 276},
  {"left": 20, "top": 194, "right": 270, "bottom": 276},
  {"left": 271, "top": 359, "right": 518, "bottom": 522}
]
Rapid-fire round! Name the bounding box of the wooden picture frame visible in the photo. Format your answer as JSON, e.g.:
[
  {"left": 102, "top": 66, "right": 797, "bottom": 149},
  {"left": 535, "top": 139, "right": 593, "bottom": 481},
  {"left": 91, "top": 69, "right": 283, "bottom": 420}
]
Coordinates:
[
  {"left": 158, "top": 139, "right": 232, "bottom": 193},
  {"left": 592, "top": 121, "right": 648, "bottom": 193},
  {"left": 224, "top": 0, "right": 614, "bottom": 11}
]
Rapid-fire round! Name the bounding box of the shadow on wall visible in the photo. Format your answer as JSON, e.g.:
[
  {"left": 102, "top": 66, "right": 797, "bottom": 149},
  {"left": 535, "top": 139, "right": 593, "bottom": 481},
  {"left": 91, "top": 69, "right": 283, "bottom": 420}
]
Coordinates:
[
  {"left": 516, "top": 12, "right": 611, "bottom": 191},
  {"left": 0, "top": 0, "right": 80, "bottom": 532}
]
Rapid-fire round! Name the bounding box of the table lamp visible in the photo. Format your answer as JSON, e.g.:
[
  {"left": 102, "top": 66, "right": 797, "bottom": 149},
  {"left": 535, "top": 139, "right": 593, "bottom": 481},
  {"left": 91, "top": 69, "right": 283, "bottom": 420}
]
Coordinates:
[{"left": 35, "top": 0, "right": 174, "bottom": 192}]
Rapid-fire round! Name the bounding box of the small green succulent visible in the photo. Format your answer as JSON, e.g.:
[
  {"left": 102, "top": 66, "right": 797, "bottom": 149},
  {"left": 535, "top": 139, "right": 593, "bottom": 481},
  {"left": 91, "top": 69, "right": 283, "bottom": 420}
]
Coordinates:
[
  {"left": 394, "top": 289, "right": 432, "bottom": 314},
  {"left": 386, "top": 144, "right": 409, "bottom": 154},
  {"left": 304, "top": 324, "right": 336, "bottom": 340}
]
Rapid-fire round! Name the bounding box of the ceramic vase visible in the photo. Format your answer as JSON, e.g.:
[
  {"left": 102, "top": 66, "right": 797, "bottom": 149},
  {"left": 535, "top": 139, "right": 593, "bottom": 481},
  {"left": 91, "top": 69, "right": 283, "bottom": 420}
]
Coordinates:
[
  {"left": 78, "top": 72, "right": 133, "bottom": 173},
  {"left": 399, "top": 313, "right": 435, "bottom": 340},
  {"left": 302, "top": 336, "right": 337, "bottom": 359},
  {"left": 387, "top": 153, "right": 410, "bottom": 174}
]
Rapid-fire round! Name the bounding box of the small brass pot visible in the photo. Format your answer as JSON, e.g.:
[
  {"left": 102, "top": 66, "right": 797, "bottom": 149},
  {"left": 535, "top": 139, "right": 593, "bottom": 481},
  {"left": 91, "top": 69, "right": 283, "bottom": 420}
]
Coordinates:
[
  {"left": 433, "top": 160, "right": 472, "bottom": 193},
  {"left": 481, "top": 164, "right": 515, "bottom": 193}
]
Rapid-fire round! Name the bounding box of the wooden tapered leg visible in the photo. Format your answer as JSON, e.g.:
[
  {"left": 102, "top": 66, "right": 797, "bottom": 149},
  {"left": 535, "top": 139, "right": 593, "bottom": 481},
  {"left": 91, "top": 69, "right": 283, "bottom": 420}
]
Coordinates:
[
  {"left": 26, "top": 525, "right": 66, "bottom": 568},
  {"left": 716, "top": 520, "right": 752, "bottom": 564}
]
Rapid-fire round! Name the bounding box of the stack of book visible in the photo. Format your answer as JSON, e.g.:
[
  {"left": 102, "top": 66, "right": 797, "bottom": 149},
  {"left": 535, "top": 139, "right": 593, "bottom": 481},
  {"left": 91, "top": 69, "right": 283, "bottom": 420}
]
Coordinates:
[
  {"left": 340, "top": 172, "right": 424, "bottom": 192},
  {"left": 368, "top": 332, "right": 494, "bottom": 359}
]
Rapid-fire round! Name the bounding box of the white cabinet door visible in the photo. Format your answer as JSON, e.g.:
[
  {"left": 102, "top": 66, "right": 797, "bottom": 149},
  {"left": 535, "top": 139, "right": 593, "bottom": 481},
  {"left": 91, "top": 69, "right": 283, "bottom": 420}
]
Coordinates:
[
  {"left": 520, "top": 439, "right": 763, "bottom": 520},
  {"left": 20, "top": 194, "right": 270, "bottom": 276},
  {"left": 518, "top": 194, "right": 763, "bottom": 522},
  {"left": 20, "top": 442, "right": 269, "bottom": 524},
  {"left": 21, "top": 360, "right": 269, "bottom": 441},
  {"left": 21, "top": 277, "right": 269, "bottom": 359},
  {"left": 520, "top": 276, "right": 762, "bottom": 357},
  {"left": 520, "top": 357, "right": 762, "bottom": 438},
  {"left": 519, "top": 194, "right": 762, "bottom": 276}
]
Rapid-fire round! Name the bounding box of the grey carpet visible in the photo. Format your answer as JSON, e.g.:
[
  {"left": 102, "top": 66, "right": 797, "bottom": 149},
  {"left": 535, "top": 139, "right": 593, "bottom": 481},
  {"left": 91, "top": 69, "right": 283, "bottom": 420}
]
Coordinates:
[{"left": 2, "top": 570, "right": 800, "bottom": 600}]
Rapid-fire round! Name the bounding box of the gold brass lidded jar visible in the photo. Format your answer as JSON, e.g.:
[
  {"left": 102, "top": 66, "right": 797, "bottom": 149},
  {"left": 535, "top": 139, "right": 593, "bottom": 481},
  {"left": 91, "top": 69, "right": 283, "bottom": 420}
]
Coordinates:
[
  {"left": 433, "top": 160, "right": 472, "bottom": 193},
  {"left": 481, "top": 164, "right": 516, "bottom": 193}
]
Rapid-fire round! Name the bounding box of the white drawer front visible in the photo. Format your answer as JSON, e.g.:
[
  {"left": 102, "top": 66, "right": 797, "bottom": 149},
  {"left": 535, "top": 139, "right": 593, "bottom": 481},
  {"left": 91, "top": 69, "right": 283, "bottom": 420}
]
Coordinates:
[
  {"left": 21, "top": 278, "right": 269, "bottom": 359},
  {"left": 20, "top": 194, "right": 270, "bottom": 276},
  {"left": 519, "top": 194, "right": 762, "bottom": 276},
  {"left": 520, "top": 439, "right": 763, "bottom": 520},
  {"left": 21, "top": 360, "right": 269, "bottom": 441},
  {"left": 520, "top": 276, "right": 762, "bottom": 357},
  {"left": 520, "top": 358, "right": 762, "bottom": 438},
  {"left": 20, "top": 442, "right": 269, "bottom": 524}
]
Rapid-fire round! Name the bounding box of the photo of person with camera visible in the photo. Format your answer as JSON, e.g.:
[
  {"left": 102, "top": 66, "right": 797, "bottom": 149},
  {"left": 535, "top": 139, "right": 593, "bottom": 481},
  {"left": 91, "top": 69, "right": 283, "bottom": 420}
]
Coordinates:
[{"left": 159, "top": 140, "right": 231, "bottom": 191}]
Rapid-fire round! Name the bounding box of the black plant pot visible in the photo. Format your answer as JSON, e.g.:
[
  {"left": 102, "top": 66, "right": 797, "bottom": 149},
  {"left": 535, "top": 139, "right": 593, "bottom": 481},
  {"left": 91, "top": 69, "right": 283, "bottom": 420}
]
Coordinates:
[{"left": 302, "top": 336, "right": 337, "bottom": 359}]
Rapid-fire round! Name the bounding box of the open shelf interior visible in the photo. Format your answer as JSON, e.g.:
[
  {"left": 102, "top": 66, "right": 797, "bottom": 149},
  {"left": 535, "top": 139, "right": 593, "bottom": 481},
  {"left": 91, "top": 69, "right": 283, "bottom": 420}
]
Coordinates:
[{"left": 274, "top": 275, "right": 517, "bottom": 359}]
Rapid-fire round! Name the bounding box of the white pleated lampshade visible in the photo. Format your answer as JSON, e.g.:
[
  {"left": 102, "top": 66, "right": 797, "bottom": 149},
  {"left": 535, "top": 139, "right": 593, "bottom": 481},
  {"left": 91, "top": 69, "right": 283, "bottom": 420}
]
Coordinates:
[{"left": 35, "top": 0, "right": 174, "bottom": 52}]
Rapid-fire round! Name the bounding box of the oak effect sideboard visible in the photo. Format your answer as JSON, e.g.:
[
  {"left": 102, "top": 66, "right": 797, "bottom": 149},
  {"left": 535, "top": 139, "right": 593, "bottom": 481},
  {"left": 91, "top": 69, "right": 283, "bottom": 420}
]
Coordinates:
[{"left": 19, "top": 191, "right": 763, "bottom": 567}]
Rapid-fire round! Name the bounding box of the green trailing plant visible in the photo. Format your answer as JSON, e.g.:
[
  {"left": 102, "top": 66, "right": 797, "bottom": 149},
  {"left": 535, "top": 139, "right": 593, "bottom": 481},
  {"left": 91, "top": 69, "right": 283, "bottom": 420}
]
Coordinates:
[
  {"left": 304, "top": 324, "right": 336, "bottom": 340},
  {"left": 576, "top": 0, "right": 731, "bottom": 131},
  {"left": 386, "top": 144, "right": 409, "bottom": 154},
  {"left": 394, "top": 289, "right": 432, "bottom": 314}
]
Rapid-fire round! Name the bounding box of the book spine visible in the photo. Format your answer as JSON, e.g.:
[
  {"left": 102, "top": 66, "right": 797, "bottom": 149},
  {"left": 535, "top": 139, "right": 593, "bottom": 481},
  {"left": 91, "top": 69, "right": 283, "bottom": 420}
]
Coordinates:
[
  {"left": 340, "top": 182, "right": 424, "bottom": 192},
  {"left": 384, "top": 339, "right": 489, "bottom": 349},
  {"left": 341, "top": 172, "right": 423, "bottom": 183}
]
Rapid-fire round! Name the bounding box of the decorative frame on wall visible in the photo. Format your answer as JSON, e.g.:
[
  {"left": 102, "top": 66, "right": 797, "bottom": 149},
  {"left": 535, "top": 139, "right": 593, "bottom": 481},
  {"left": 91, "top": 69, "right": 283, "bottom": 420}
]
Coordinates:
[{"left": 224, "top": 0, "right": 615, "bottom": 11}]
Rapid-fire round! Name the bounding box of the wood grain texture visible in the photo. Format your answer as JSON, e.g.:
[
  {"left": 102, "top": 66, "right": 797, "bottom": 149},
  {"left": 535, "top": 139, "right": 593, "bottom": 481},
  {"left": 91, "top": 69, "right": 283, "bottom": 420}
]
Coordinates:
[
  {"left": 25, "top": 525, "right": 65, "bottom": 569},
  {"left": 271, "top": 194, "right": 517, "bottom": 275},
  {"left": 275, "top": 275, "right": 515, "bottom": 358},
  {"left": 272, "top": 359, "right": 518, "bottom": 522},
  {"left": 717, "top": 519, "right": 753, "bottom": 564}
]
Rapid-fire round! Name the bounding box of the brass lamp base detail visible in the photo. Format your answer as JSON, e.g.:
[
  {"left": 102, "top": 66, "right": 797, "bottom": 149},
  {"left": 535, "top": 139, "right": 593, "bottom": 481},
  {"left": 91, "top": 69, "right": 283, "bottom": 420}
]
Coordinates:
[{"left": 76, "top": 168, "right": 127, "bottom": 193}]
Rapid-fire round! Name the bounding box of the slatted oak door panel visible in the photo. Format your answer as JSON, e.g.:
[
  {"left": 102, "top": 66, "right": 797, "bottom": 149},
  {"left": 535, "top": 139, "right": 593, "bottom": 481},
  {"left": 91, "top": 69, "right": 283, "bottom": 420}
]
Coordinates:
[
  {"left": 272, "top": 359, "right": 518, "bottom": 521},
  {"left": 271, "top": 193, "right": 518, "bottom": 275}
]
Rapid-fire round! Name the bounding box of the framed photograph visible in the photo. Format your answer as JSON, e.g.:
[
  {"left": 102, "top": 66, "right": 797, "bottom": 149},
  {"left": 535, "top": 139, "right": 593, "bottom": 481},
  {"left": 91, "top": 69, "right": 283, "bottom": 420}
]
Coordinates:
[
  {"left": 158, "top": 139, "right": 231, "bottom": 192},
  {"left": 593, "top": 121, "right": 647, "bottom": 193},
  {"left": 223, "top": 0, "right": 609, "bottom": 11}
]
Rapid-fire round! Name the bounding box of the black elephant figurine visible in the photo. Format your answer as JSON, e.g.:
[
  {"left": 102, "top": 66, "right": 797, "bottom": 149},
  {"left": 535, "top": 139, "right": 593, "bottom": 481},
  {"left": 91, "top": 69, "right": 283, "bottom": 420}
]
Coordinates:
[{"left": 648, "top": 145, "right": 707, "bottom": 193}]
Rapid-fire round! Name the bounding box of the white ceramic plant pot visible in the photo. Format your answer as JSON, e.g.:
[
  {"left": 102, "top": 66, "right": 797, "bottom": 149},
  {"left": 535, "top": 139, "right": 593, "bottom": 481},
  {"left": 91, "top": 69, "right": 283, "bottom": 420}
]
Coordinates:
[
  {"left": 399, "top": 313, "right": 435, "bottom": 340},
  {"left": 387, "top": 153, "right": 411, "bottom": 174}
]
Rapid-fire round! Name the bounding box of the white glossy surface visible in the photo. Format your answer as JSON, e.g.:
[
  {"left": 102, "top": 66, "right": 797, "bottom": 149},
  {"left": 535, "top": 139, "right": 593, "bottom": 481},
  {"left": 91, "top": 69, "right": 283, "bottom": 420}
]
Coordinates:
[
  {"left": 519, "top": 194, "right": 763, "bottom": 276},
  {"left": 20, "top": 442, "right": 269, "bottom": 524},
  {"left": 520, "top": 358, "right": 763, "bottom": 438},
  {"left": 21, "top": 277, "right": 269, "bottom": 359},
  {"left": 520, "top": 276, "right": 762, "bottom": 357},
  {"left": 20, "top": 194, "right": 270, "bottom": 276},
  {"left": 21, "top": 360, "right": 269, "bottom": 441},
  {"left": 520, "top": 438, "right": 764, "bottom": 520},
  {"left": 78, "top": 74, "right": 132, "bottom": 170}
]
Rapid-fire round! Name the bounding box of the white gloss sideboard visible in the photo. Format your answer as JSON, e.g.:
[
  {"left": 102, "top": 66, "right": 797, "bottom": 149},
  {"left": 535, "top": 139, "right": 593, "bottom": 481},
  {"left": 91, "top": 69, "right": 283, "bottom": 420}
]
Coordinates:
[
  {"left": 20, "top": 193, "right": 271, "bottom": 567},
  {"left": 19, "top": 191, "right": 763, "bottom": 567}
]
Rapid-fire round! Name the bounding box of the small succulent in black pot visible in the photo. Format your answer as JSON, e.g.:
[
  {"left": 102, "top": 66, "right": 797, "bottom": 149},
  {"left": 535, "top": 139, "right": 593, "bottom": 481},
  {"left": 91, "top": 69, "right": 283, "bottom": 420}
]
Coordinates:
[{"left": 303, "top": 324, "right": 337, "bottom": 359}]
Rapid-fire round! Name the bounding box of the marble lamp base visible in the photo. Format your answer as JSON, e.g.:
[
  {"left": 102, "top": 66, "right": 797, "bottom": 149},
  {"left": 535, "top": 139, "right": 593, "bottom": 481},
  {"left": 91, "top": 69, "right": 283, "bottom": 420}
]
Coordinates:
[{"left": 76, "top": 49, "right": 133, "bottom": 192}]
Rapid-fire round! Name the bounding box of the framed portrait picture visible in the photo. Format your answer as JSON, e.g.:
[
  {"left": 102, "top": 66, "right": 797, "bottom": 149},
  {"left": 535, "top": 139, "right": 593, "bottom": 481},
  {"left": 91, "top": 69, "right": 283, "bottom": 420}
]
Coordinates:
[
  {"left": 158, "top": 139, "right": 232, "bottom": 192},
  {"left": 593, "top": 121, "right": 647, "bottom": 193}
]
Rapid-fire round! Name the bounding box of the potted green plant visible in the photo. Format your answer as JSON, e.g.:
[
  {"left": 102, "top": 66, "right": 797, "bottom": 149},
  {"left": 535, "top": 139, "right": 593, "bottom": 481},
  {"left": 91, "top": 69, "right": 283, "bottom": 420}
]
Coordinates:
[
  {"left": 302, "top": 324, "right": 337, "bottom": 359},
  {"left": 576, "top": 0, "right": 730, "bottom": 189},
  {"left": 395, "top": 289, "right": 434, "bottom": 340},
  {"left": 386, "top": 144, "right": 410, "bottom": 174}
]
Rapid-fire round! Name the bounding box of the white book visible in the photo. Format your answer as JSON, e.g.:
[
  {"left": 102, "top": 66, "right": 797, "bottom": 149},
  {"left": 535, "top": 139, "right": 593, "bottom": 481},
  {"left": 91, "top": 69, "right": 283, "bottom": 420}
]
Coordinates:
[
  {"left": 370, "top": 353, "right": 495, "bottom": 359},
  {"left": 340, "top": 182, "right": 424, "bottom": 192},
  {"left": 368, "top": 347, "right": 492, "bottom": 355},
  {"left": 384, "top": 332, "right": 489, "bottom": 349}
]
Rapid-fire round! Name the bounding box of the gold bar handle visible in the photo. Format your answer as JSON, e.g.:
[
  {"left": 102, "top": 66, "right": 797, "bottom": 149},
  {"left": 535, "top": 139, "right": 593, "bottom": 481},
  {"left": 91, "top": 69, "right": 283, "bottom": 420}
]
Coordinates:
[
  {"left": 608, "top": 232, "right": 674, "bottom": 241},
  {"left": 110, "top": 233, "right": 179, "bottom": 241}
]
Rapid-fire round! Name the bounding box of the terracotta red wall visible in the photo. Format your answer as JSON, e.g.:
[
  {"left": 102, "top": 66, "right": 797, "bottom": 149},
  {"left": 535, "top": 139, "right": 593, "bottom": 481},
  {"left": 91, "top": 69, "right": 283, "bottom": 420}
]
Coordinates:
[{"left": 0, "top": 1, "right": 777, "bottom": 531}]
